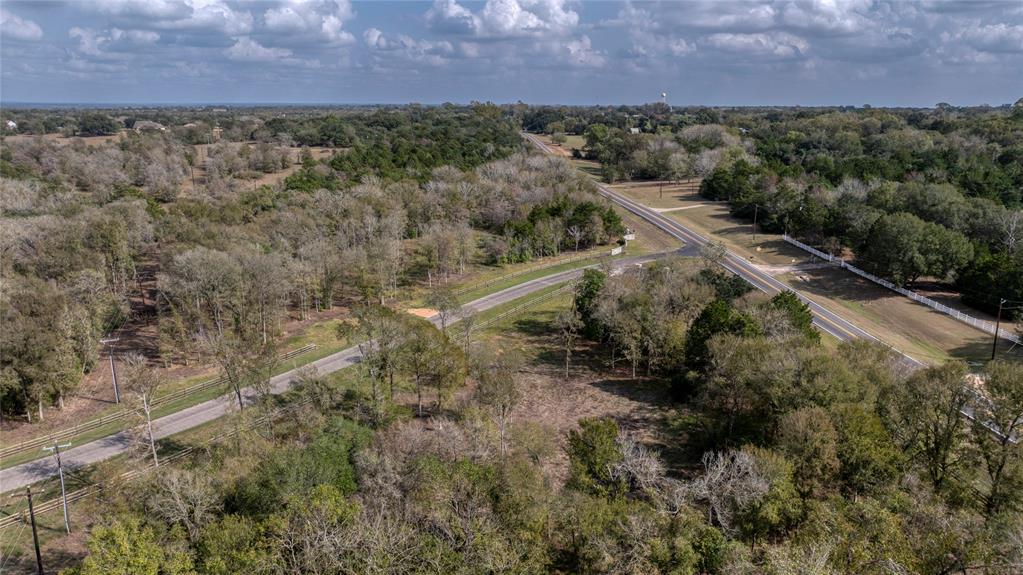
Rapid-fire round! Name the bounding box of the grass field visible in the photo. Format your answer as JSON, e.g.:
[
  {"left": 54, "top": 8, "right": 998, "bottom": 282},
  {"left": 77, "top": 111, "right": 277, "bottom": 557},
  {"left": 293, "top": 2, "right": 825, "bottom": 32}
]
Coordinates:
[
  {"left": 782, "top": 266, "right": 1021, "bottom": 365},
  {"left": 613, "top": 182, "right": 812, "bottom": 267}
]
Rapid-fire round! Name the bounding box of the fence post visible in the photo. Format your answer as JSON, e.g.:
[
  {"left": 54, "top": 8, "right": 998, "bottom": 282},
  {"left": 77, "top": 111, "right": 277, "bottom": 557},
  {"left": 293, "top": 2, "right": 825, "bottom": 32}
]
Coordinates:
[{"left": 781, "top": 234, "right": 1020, "bottom": 346}]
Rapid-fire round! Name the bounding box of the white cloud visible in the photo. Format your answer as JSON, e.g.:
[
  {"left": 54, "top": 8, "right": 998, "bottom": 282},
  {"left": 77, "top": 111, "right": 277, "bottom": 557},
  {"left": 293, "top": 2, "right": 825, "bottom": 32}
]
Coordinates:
[
  {"left": 93, "top": 0, "right": 190, "bottom": 19},
  {"left": 69, "top": 27, "right": 160, "bottom": 59},
  {"left": 563, "top": 35, "right": 605, "bottom": 67},
  {"left": 165, "top": 0, "right": 253, "bottom": 35},
  {"left": 780, "top": 0, "right": 873, "bottom": 35},
  {"left": 226, "top": 36, "right": 293, "bottom": 62},
  {"left": 95, "top": 0, "right": 253, "bottom": 35},
  {"left": 1, "top": 9, "right": 43, "bottom": 41},
  {"left": 363, "top": 27, "right": 455, "bottom": 66},
  {"left": 426, "top": 0, "right": 480, "bottom": 34},
  {"left": 425, "top": 0, "right": 579, "bottom": 38},
  {"left": 704, "top": 32, "right": 810, "bottom": 58},
  {"left": 959, "top": 23, "right": 1023, "bottom": 53},
  {"left": 264, "top": 0, "right": 355, "bottom": 45}
]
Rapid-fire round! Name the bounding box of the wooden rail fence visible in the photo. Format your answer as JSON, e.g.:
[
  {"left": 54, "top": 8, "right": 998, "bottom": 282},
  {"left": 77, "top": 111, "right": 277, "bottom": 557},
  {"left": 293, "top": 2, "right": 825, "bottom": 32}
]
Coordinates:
[{"left": 0, "top": 344, "right": 316, "bottom": 461}]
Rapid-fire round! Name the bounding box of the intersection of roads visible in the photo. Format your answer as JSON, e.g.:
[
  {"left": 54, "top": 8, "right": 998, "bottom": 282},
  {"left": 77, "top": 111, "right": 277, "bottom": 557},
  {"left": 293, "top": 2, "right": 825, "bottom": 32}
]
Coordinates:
[{"left": 0, "top": 133, "right": 933, "bottom": 495}]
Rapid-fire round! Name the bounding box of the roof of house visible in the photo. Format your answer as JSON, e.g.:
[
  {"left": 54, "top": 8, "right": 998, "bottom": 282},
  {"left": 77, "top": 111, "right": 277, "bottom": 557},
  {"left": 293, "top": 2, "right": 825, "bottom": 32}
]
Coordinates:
[{"left": 133, "top": 120, "right": 166, "bottom": 131}]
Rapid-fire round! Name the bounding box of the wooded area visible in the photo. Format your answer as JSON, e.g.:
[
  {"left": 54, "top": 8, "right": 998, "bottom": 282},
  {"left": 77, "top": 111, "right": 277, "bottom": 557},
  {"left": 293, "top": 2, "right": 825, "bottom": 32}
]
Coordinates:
[
  {"left": 530, "top": 101, "right": 1023, "bottom": 314},
  {"left": 0, "top": 103, "right": 1020, "bottom": 574}
]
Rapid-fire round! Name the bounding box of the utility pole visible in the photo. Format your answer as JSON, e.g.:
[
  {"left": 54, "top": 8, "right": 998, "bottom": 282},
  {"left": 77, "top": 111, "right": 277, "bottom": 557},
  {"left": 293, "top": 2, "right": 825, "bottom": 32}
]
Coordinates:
[
  {"left": 100, "top": 337, "right": 121, "bottom": 403},
  {"left": 752, "top": 204, "right": 759, "bottom": 243},
  {"left": 42, "top": 442, "right": 72, "bottom": 534},
  {"left": 992, "top": 298, "right": 1006, "bottom": 361},
  {"left": 20, "top": 487, "right": 44, "bottom": 574}
]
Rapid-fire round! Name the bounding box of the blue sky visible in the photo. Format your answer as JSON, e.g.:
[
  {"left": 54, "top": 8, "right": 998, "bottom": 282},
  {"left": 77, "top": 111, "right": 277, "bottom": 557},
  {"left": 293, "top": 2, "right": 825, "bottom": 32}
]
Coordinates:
[{"left": 1, "top": 1, "right": 1021, "bottom": 106}]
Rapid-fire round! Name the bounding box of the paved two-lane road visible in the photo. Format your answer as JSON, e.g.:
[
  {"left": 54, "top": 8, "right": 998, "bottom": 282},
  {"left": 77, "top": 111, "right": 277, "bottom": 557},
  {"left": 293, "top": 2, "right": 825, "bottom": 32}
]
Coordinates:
[
  {"left": 0, "top": 252, "right": 666, "bottom": 494},
  {"left": 523, "top": 132, "right": 923, "bottom": 368}
]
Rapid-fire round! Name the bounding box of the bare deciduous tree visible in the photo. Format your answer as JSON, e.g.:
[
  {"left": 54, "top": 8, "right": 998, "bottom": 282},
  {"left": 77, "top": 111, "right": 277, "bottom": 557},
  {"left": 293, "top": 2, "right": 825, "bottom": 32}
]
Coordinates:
[
  {"left": 147, "top": 468, "right": 221, "bottom": 542},
  {"left": 684, "top": 450, "right": 769, "bottom": 531},
  {"left": 471, "top": 343, "right": 523, "bottom": 456},
  {"left": 123, "top": 353, "right": 164, "bottom": 467},
  {"left": 556, "top": 309, "right": 583, "bottom": 377}
]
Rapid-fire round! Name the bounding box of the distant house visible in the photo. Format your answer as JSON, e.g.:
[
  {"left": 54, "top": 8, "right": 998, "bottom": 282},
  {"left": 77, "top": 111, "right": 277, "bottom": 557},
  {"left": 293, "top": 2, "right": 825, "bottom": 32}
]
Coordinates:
[
  {"left": 629, "top": 127, "right": 641, "bottom": 134},
  {"left": 5, "top": 120, "right": 16, "bottom": 130},
  {"left": 133, "top": 120, "right": 166, "bottom": 132}
]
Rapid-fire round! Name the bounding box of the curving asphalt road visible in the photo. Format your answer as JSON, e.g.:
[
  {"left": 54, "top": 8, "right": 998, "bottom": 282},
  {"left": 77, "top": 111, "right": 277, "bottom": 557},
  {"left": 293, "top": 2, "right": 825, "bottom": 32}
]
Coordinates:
[
  {"left": 1, "top": 135, "right": 937, "bottom": 493},
  {"left": 0, "top": 252, "right": 666, "bottom": 494},
  {"left": 523, "top": 132, "right": 924, "bottom": 369}
]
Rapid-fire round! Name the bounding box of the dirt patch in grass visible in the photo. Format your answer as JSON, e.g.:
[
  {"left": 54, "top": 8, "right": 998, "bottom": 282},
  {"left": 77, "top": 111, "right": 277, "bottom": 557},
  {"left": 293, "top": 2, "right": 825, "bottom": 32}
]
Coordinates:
[
  {"left": 406, "top": 308, "right": 438, "bottom": 318},
  {"left": 617, "top": 203, "right": 684, "bottom": 254}
]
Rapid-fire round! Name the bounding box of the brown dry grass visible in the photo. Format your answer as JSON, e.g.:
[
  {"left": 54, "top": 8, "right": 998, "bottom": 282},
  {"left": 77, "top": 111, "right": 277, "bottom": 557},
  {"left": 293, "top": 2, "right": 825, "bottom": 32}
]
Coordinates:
[
  {"left": 3, "top": 132, "right": 128, "bottom": 146},
  {"left": 515, "top": 367, "right": 673, "bottom": 485},
  {"left": 783, "top": 266, "right": 1015, "bottom": 364},
  {"left": 478, "top": 292, "right": 680, "bottom": 484}
]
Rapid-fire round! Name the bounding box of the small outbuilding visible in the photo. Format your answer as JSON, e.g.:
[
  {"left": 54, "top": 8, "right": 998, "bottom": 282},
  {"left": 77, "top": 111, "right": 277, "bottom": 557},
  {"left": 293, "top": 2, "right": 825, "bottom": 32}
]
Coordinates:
[{"left": 133, "top": 120, "right": 166, "bottom": 132}]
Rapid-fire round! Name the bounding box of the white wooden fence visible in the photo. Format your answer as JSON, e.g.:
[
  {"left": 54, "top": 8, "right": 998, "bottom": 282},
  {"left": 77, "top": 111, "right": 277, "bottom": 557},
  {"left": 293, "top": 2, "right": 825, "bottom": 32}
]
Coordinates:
[{"left": 782, "top": 235, "right": 1020, "bottom": 346}]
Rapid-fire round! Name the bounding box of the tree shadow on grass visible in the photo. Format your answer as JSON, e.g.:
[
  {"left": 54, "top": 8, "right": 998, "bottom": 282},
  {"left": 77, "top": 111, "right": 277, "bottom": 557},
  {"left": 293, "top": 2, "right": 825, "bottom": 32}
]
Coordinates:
[
  {"left": 950, "top": 337, "right": 1023, "bottom": 366},
  {"left": 511, "top": 317, "right": 553, "bottom": 337}
]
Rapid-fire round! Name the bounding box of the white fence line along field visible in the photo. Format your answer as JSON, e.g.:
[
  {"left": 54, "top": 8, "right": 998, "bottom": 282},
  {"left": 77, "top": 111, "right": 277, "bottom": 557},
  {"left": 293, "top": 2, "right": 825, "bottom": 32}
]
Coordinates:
[
  {"left": 781, "top": 235, "right": 1020, "bottom": 346},
  {"left": 0, "top": 344, "right": 317, "bottom": 461}
]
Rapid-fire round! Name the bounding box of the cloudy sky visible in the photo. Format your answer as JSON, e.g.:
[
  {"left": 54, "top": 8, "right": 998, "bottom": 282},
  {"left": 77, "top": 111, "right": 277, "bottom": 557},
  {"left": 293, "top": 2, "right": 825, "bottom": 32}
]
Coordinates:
[{"left": 1, "top": 0, "right": 1021, "bottom": 106}]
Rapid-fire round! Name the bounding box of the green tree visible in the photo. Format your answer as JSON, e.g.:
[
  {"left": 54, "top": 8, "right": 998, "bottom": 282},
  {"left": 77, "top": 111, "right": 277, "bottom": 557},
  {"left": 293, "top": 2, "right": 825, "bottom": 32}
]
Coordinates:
[
  {"left": 70, "top": 515, "right": 194, "bottom": 575},
  {"left": 567, "top": 417, "right": 626, "bottom": 497},
  {"left": 735, "top": 447, "right": 800, "bottom": 547},
  {"left": 831, "top": 403, "right": 903, "bottom": 494},
  {"left": 767, "top": 291, "right": 819, "bottom": 343},
  {"left": 574, "top": 268, "right": 607, "bottom": 339},
  {"left": 858, "top": 212, "right": 928, "bottom": 285},
  {"left": 196, "top": 515, "right": 273, "bottom": 575},
  {"left": 776, "top": 406, "right": 839, "bottom": 498},
  {"left": 399, "top": 318, "right": 464, "bottom": 416},
  {"left": 884, "top": 361, "right": 971, "bottom": 490},
  {"left": 683, "top": 299, "right": 760, "bottom": 375},
  {"left": 77, "top": 112, "right": 119, "bottom": 136}
]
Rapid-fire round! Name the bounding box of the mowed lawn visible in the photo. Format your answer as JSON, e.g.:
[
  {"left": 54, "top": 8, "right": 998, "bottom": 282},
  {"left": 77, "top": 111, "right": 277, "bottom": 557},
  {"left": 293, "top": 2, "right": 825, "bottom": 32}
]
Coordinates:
[
  {"left": 614, "top": 182, "right": 812, "bottom": 267},
  {"left": 613, "top": 182, "right": 1011, "bottom": 366},
  {"left": 781, "top": 267, "right": 1015, "bottom": 365}
]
